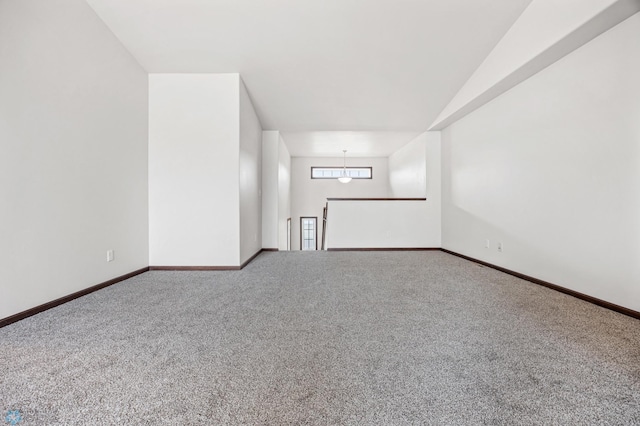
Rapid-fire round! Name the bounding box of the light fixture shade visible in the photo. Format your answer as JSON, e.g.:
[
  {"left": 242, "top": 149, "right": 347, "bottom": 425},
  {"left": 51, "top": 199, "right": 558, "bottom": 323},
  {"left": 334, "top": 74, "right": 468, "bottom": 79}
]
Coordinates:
[{"left": 338, "top": 149, "right": 351, "bottom": 183}]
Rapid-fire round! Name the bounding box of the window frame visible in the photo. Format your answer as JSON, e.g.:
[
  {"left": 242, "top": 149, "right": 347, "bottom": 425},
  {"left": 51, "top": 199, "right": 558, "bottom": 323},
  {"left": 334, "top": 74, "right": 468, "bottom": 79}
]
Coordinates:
[
  {"left": 300, "top": 217, "right": 318, "bottom": 251},
  {"left": 310, "top": 166, "right": 373, "bottom": 180}
]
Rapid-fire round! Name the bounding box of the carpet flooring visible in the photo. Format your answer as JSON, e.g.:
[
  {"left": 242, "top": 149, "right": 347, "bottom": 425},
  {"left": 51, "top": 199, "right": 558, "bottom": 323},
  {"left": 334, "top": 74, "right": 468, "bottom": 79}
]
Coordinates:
[{"left": 1, "top": 251, "right": 639, "bottom": 425}]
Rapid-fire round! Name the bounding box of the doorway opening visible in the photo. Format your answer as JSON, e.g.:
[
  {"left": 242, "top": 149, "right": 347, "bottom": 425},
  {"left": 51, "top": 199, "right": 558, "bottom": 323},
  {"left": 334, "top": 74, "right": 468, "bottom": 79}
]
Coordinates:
[{"left": 300, "top": 217, "right": 318, "bottom": 250}]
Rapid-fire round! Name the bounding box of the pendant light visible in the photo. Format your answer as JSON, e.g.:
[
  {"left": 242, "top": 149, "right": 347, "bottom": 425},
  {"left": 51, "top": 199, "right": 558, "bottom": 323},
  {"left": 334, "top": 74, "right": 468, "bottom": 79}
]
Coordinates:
[{"left": 338, "top": 149, "right": 352, "bottom": 183}]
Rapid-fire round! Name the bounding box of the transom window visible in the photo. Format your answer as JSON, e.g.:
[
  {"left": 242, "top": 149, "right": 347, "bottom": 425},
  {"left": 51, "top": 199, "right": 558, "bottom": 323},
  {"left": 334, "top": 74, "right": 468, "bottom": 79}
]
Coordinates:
[{"left": 311, "top": 167, "right": 372, "bottom": 179}]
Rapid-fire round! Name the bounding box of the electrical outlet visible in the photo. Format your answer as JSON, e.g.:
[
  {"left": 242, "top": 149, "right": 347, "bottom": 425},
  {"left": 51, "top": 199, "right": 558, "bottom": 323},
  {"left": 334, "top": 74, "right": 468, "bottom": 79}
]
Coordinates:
[
  {"left": 485, "top": 239, "right": 490, "bottom": 249},
  {"left": 106, "top": 249, "right": 114, "bottom": 262},
  {"left": 497, "top": 242, "right": 503, "bottom": 252}
]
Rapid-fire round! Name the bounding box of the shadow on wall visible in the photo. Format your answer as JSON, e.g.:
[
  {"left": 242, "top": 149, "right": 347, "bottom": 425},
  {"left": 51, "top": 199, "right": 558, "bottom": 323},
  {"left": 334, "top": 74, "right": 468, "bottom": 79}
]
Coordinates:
[{"left": 443, "top": 201, "right": 637, "bottom": 309}]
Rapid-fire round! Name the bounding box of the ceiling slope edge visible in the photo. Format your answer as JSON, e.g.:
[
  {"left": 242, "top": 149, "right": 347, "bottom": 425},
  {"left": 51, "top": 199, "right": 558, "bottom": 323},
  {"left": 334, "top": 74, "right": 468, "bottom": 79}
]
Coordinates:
[{"left": 429, "top": 0, "right": 640, "bottom": 131}]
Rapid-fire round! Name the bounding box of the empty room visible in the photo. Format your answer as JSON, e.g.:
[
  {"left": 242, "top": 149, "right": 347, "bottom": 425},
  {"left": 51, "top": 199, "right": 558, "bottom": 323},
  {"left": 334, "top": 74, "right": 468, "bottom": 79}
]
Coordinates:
[{"left": 1, "top": 0, "right": 639, "bottom": 424}]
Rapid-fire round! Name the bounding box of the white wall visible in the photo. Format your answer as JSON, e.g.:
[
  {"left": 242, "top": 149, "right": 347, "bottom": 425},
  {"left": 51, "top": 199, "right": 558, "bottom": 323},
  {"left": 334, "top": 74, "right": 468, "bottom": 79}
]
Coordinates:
[
  {"left": 0, "top": 0, "right": 149, "bottom": 319},
  {"left": 425, "top": 133, "right": 442, "bottom": 248},
  {"left": 327, "top": 200, "right": 437, "bottom": 249},
  {"left": 441, "top": 12, "right": 640, "bottom": 311},
  {"left": 149, "top": 74, "right": 240, "bottom": 266},
  {"left": 388, "top": 132, "right": 442, "bottom": 247},
  {"left": 290, "top": 157, "right": 389, "bottom": 250},
  {"left": 389, "top": 134, "right": 427, "bottom": 197},
  {"left": 262, "top": 131, "right": 291, "bottom": 251},
  {"left": 261, "top": 131, "right": 279, "bottom": 249},
  {"left": 431, "top": 0, "right": 640, "bottom": 129},
  {"left": 239, "top": 79, "right": 263, "bottom": 263},
  {"left": 277, "top": 135, "right": 292, "bottom": 250}
]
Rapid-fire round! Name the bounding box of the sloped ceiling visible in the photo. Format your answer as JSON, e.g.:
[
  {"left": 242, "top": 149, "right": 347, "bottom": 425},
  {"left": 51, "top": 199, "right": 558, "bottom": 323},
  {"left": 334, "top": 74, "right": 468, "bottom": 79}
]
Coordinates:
[{"left": 86, "top": 0, "right": 532, "bottom": 155}]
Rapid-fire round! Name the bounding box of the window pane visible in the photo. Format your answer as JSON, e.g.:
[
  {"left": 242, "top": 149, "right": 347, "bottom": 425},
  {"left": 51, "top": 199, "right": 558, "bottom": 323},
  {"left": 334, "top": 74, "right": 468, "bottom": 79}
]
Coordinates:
[
  {"left": 301, "top": 218, "right": 316, "bottom": 251},
  {"left": 311, "top": 167, "right": 371, "bottom": 179}
]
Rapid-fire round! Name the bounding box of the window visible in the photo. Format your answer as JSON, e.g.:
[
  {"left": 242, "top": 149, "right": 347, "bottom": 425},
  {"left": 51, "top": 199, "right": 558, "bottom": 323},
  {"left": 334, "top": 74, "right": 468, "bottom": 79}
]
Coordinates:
[
  {"left": 311, "top": 167, "right": 372, "bottom": 179},
  {"left": 300, "top": 217, "right": 317, "bottom": 250}
]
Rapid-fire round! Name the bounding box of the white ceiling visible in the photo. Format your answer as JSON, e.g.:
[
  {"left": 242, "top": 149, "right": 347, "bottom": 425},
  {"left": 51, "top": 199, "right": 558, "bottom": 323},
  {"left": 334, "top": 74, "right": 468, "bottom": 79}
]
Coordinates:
[
  {"left": 282, "top": 131, "right": 421, "bottom": 158},
  {"left": 86, "top": 0, "right": 531, "bottom": 156}
]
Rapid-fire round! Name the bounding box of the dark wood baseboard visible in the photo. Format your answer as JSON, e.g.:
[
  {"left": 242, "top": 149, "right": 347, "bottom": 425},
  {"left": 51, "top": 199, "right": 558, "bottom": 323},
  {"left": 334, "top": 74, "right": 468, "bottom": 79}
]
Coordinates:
[
  {"left": 149, "top": 249, "right": 267, "bottom": 272},
  {"left": 3, "top": 249, "right": 271, "bottom": 327},
  {"left": 0, "top": 267, "right": 149, "bottom": 328},
  {"left": 240, "top": 249, "right": 264, "bottom": 269},
  {"left": 5, "top": 249, "right": 636, "bottom": 328},
  {"left": 327, "top": 247, "right": 440, "bottom": 251},
  {"left": 440, "top": 249, "right": 640, "bottom": 321},
  {"left": 149, "top": 265, "right": 241, "bottom": 271},
  {"left": 327, "top": 198, "right": 427, "bottom": 201},
  {"left": 261, "top": 248, "right": 279, "bottom": 252}
]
